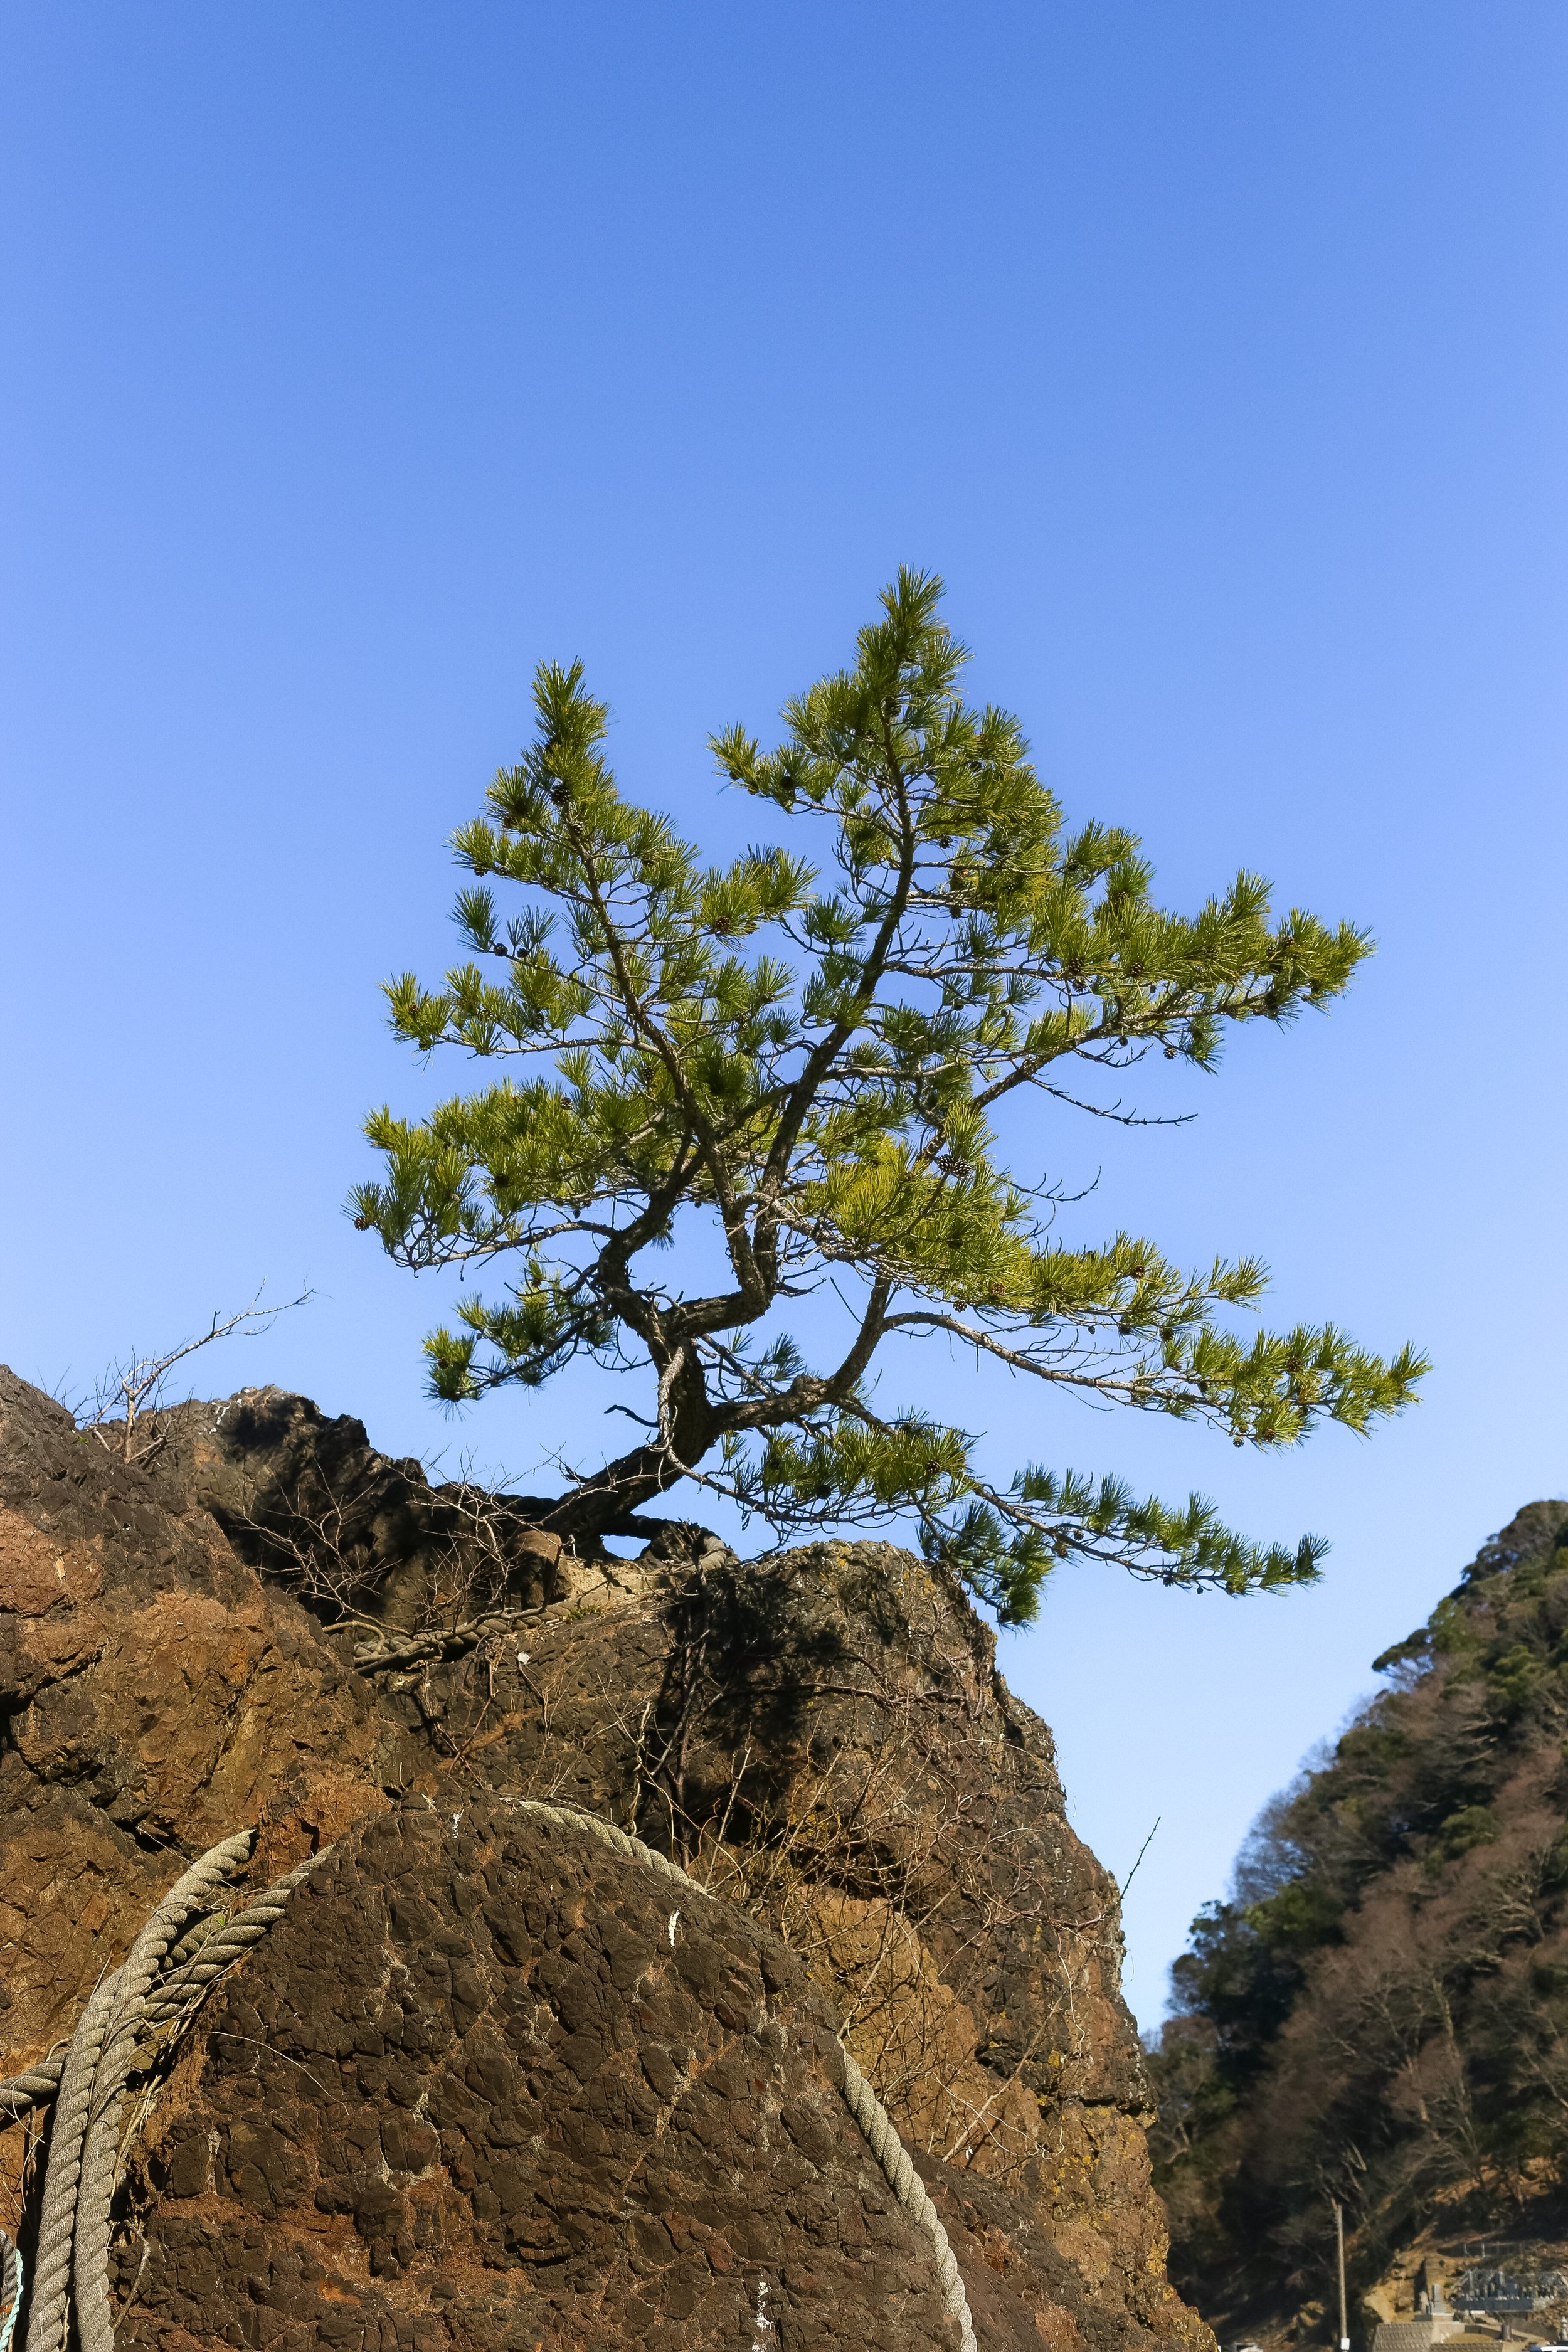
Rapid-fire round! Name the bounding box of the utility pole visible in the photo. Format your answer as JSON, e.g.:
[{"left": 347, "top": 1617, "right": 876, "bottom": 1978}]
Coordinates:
[{"left": 1335, "top": 2201, "right": 1350, "bottom": 2352}]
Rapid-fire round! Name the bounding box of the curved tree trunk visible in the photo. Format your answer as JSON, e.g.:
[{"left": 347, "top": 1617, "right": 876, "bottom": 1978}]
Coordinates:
[{"left": 538, "top": 1370, "right": 721, "bottom": 1537}]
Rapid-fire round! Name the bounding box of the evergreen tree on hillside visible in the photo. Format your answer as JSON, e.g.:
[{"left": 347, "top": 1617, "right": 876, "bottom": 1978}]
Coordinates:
[
  {"left": 352, "top": 573, "right": 1422, "bottom": 1620},
  {"left": 1148, "top": 1502, "right": 1568, "bottom": 2335}
]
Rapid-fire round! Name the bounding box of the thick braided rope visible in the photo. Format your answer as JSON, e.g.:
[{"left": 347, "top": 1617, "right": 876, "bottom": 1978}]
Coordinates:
[
  {"left": 0, "top": 1853, "right": 326, "bottom": 2128},
  {"left": 0, "top": 2230, "right": 23, "bottom": 2352},
  {"left": 73, "top": 1835, "right": 257, "bottom": 2352},
  {"left": 6, "top": 1835, "right": 330, "bottom": 2352},
  {"left": 139, "top": 1850, "right": 331, "bottom": 2043},
  {"left": 839, "top": 2048, "right": 976, "bottom": 2351},
  {"left": 0, "top": 2069, "right": 61, "bottom": 2126},
  {"left": 0, "top": 1854, "right": 331, "bottom": 2125},
  {"left": 513, "top": 1800, "right": 695, "bottom": 1890},
  {"left": 98, "top": 1835, "right": 257, "bottom": 2070},
  {"left": 513, "top": 1800, "right": 978, "bottom": 2350},
  {"left": 22, "top": 1968, "right": 120, "bottom": 2352}
]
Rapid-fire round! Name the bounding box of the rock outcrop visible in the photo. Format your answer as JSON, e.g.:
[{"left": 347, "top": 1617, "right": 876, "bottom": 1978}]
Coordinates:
[{"left": 0, "top": 1369, "right": 1209, "bottom": 2351}]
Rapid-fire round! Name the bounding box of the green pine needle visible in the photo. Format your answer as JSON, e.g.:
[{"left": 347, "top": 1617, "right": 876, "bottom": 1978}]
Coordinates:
[{"left": 350, "top": 571, "right": 1425, "bottom": 1616}]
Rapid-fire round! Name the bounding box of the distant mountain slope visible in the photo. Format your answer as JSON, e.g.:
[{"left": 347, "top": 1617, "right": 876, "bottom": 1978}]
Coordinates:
[{"left": 1148, "top": 1502, "right": 1568, "bottom": 2344}]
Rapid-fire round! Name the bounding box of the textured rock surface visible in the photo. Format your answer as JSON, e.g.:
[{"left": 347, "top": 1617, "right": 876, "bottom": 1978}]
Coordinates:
[
  {"left": 0, "top": 1369, "right": 1210, "bottom": 2351},
  {"left": 119, "top": 1799, "right": 1041, "bottom": 2351}
]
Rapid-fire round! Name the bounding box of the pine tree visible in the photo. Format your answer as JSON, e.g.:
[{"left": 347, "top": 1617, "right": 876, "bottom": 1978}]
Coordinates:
[{"left": 352, "top": 572, "right": 1423, "bottom": 1622}]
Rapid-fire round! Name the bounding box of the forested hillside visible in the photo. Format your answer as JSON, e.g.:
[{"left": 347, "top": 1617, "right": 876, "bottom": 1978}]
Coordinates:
[{"left": 1148, "top": 1501, "right": 1568, "bottom": 2341}]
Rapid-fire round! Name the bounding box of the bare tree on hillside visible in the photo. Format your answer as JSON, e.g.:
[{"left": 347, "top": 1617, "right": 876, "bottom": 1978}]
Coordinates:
[{"left": 77, "top": 1288, "right": 312, "bottom": 1467}]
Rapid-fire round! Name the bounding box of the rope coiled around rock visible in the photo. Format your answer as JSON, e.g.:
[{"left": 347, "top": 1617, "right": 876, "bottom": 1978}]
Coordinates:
[
  {"left": 73, "top": 1833, "right": 255, "bottom": 2352},
  {"left": 137, "top": 1849, "right": 330, "bottom": 2044},
  {"left": 0, "top": 1857, "right": 415, "bottom": 2129},
  {"left": 3, "top": 1831, "right": 333, "bottom": 2352},
  {"left": 839, "top": 2047, "right": 975, "bottom": 2351},
  {"left": 512, "top": 1799, "right": 978, "bottom": 2352},
  {"left": 23, "top": 1968, "right": 122, "bottom": 2352},
  {"left": 3, "top": 1805, "right": 977, "bottom": 2352},
  {"left": 351, "top": 1604, "right": 546, "bottom": 1676}
]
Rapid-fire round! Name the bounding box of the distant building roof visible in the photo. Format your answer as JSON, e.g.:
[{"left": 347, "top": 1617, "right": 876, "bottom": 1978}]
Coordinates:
[{"left": 1374, "top": 2331, "right": 1498, "bottom": 2352}]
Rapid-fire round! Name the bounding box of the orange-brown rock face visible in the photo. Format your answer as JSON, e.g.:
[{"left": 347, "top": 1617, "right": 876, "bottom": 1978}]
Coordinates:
[{"left": 0, "top": 1369, "right": 1210, "bottom": 2352}]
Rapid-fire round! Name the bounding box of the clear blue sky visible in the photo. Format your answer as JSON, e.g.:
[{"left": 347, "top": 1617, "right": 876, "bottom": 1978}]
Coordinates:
[{"left": 3, "top": 4, "right": 1565, "bottom": 2029}]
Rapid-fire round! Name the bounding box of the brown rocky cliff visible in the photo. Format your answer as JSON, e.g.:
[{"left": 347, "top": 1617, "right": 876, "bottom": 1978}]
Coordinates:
[{"left": 0, "top": 1369, "right": 1209, "bottom": 2352}]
